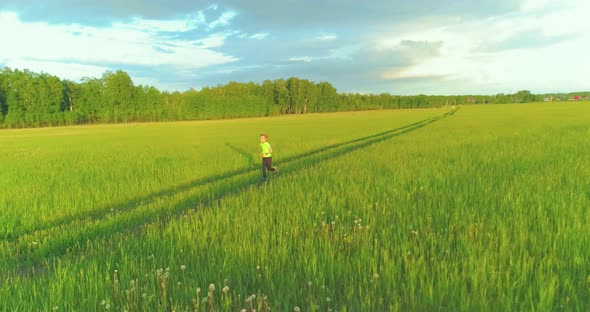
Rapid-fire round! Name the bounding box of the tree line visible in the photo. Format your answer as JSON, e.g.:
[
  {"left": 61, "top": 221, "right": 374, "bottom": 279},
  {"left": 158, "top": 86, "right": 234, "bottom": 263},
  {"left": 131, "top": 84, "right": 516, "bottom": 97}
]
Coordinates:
[{"left": 0, "top": 67, "right": 568, "bottom": 128}]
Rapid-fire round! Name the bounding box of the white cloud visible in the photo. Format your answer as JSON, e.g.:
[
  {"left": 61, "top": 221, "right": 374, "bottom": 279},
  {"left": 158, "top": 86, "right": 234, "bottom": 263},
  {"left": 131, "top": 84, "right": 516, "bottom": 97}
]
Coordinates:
[
  {"left": 375, "top": 0, "right": 590, "bottom": 94},
  {"left": 208, "top": 11, "right": 237, "bottom": 29},
  {"left": 289, "top": 56, "right": 313, "bottom": 63},
  {"left": 0, "top": 10, "right": 238, "bottom": 82},
  {"left": 316, "top": 34, "right": 337, "bottom": 41},
  {"left": 250, "top": 32, "right": 269, "bottom": 40}
]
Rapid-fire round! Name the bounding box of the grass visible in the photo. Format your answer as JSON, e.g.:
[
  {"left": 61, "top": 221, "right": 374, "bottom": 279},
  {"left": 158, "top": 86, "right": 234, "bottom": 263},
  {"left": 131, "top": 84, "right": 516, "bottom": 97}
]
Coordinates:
[{"left": 0, "top": 103, "right": 589, "bottom": 311}]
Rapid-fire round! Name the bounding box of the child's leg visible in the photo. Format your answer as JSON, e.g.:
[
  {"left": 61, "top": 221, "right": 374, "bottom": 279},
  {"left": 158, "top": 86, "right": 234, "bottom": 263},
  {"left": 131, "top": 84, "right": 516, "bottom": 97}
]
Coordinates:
[
  {"left": 261, "top": 158, "right": 268, "bottom": 178},
  {"left": 266, "top": 157, "right": 277, "bottom": 172}
]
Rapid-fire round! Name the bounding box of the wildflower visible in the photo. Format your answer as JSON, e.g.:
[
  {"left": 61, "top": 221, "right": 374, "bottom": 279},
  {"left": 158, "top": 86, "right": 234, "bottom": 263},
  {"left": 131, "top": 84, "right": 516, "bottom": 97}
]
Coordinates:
[
  {"left": 256, "top": 265, "right": 261, "bottom": 270},
  {"left": 209, "top": 283, "right": 215, "bottom": 292},
  {"left": 294, "top": 307, "right": 301, "bottom": 312},
  {"left": 180, "top": 265, "right": 186, "bottom": 271},
  {"left": 373, "top": 273, "right": 380, "bottom": 279},
  {"left": 201, "top": 297, "right": 208, "bottom": 303},
  {"left": 105, "top": 303, "right": 111, "bottom": 310},
  {"left": 142, "top": 293, "right": 147, "bottom": 298},
  {"left": 308, "top": 281, "right": 312, "bottom": 287},
  {"left": 101, "top": 300, "right": 106, "bottom": 306},
  {"left": 223, "top": 286, "right": 229, "bottom": 293},
  {"left": 177, "top": 282, "right": 182, "bottom": 287},
  {"left": 51, "top": 307, "right": 58, "bottom": 311},
  {"left": 326, "top": 297, "right": 332, "bottom": 302}
]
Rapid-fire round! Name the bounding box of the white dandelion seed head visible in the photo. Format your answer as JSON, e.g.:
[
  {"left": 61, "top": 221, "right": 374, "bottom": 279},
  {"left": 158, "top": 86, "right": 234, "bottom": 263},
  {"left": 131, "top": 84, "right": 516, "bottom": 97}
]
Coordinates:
[
  {"left": 373, "top": 273, "right": 380, "bottom": 279},
  {"left": 294, "top": 307, "right": 301, "bottom": 312},
  {"left": 209, "top": 283, "right": 215, "bottom": 292},
  {"left": 223, "top": 286, "right": 229, "bottom": 293},
  {"left": 180, "top": 265, "right": 186, "bottom": 271}
]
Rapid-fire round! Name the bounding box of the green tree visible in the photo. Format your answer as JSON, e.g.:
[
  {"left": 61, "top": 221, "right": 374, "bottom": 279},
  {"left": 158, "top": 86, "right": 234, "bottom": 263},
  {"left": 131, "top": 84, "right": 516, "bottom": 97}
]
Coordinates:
[{"left": 102, "top": 70, "right": 136, "bottom": 122}]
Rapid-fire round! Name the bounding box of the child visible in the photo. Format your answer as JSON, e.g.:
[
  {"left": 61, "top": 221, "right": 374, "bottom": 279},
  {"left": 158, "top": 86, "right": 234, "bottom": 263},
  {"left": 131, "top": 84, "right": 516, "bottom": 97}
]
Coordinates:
[{"left": 259, "top": 133, "right": 278, "bottom": 181}]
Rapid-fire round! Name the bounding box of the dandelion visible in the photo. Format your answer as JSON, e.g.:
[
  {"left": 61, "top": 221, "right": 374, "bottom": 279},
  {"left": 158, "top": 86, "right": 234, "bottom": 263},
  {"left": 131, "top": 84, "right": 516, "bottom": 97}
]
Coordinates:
[
  {"left": 201, "top": 297, "right": 208, "bottom": 303},
  {"left": 256, "top": 265, "right": 261, "bottom": 270},
  {"left": 177, "top": 282, "right": 182, "bottom": 287},
  {"left": 308, "top": 281, "right": 313, "bottom": 287},
  {"left": 51, "top": 306, "right": 58, "bottom": 311},
  {"left": 326, "top": 297, "right": 332, "bottom": 302},
  {"left": 209, "top": 283, "right": 215, "bottom": 292},
  {"left": 105, "top": 303, "right": 111, "bottom": 310},
  {"left": 101, "top": 300, "right": 106, "bottom": 306},
  {"left": 222, "top": 286, "right": 229, "bottom": 293},
  {"left": 180, "top": 265, "right": 186, "bottom": 271},
  {"left": 142, "top": 293, "right": 147, "bottom": 298},
  {"left": 294, "top": 307, "right": 301, "bottom": 312},
  {"left": 373, "top": 273, "right": 380, "bottom": 279}
]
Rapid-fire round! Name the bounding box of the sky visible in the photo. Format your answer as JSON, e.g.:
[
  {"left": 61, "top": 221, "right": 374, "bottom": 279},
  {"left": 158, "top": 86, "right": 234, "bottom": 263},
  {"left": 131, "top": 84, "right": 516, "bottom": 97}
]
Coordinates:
[{"left": 1, "top": 0, "right": 589, "bottom": 95}]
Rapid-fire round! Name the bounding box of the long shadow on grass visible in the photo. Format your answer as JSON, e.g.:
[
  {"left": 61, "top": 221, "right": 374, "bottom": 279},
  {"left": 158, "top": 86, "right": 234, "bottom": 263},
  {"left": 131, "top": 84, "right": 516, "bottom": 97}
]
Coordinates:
[
  {"left": 2, "top": 108, "right": 456, "bottom": 243},
  {"left": 6, "top": 108, "right": 458, "bottom": 274}
]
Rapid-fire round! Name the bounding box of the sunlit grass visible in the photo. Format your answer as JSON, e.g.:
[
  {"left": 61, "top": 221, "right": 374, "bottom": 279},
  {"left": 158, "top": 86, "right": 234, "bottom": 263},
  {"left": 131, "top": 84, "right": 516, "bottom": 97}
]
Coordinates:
[{"left": 1, "top": 103, "right": 589, "bottom": 311}]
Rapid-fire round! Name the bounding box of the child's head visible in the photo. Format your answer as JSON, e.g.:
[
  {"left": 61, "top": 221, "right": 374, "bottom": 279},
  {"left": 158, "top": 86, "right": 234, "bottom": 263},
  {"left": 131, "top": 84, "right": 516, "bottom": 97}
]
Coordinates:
[{"left": 260, "top": 133, "right": 268, "bottom": 142}]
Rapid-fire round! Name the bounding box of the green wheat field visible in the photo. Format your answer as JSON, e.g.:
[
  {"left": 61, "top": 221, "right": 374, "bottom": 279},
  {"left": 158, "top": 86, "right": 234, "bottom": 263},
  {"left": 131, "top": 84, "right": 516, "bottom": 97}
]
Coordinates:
[{"left": 1, "top": 103, "right": 589, "bottom": 311}]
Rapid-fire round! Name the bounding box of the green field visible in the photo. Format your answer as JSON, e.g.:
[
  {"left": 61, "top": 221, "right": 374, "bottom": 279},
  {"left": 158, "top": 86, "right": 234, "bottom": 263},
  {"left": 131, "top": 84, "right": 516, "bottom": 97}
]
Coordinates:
[{"left": 1, "top": 103, "right": 589, "bottom": 311}]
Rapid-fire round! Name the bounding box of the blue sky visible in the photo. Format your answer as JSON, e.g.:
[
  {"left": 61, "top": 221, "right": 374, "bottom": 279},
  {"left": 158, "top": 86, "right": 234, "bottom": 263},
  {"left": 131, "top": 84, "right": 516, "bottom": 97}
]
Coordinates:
[{"left": 1, "top": 0, "right": 588, "bottom": 95}]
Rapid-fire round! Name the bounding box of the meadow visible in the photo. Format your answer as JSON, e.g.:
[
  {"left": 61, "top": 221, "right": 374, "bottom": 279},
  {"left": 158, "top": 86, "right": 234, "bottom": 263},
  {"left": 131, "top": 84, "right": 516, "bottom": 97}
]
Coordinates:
[{"left": 0, "top": 103, "right": 588, "bottom": 311}]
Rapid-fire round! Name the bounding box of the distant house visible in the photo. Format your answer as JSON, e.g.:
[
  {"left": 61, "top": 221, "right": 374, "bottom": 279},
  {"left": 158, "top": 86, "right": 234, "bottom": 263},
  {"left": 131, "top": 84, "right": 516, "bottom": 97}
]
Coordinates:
[{"left": 568, "top": 95, "right": 581, "bottom": 101}]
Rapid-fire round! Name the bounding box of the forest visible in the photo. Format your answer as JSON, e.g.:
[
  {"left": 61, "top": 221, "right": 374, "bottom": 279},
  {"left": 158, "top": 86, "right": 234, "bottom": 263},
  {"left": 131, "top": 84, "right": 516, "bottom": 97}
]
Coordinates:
[{"left": 0, "top": 67, "right": 581, "bottom": 128}]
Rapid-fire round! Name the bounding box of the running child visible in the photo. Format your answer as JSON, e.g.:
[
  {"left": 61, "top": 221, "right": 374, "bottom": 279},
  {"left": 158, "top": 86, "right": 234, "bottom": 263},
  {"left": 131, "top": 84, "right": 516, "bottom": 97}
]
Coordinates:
[{"left": 259, "top": 133, "right": 278, "bottom": 181}]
